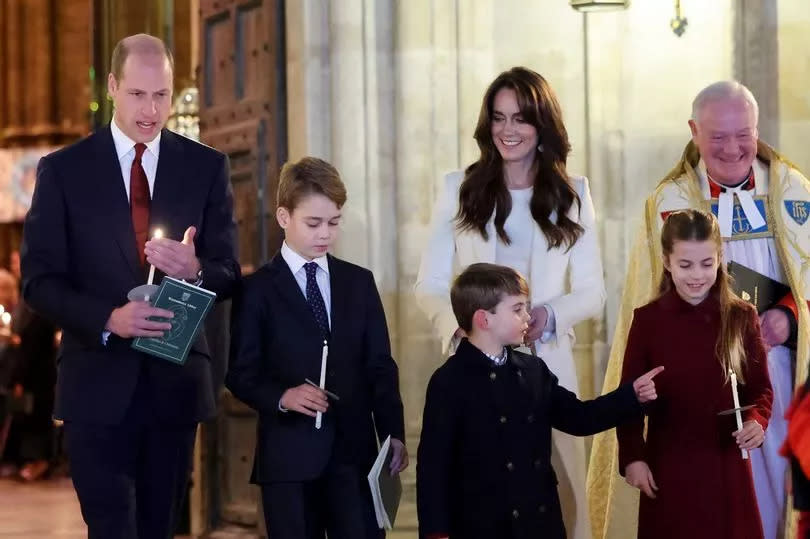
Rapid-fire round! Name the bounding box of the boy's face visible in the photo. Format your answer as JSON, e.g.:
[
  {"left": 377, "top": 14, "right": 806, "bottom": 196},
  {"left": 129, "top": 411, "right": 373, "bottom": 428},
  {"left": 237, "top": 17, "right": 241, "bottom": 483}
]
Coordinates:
[
  {"left": 277, "top": 193, "right": 342, "bottom": 260},
  {"left": 481, "top": 293, "right": 530, "bottom": 346}
]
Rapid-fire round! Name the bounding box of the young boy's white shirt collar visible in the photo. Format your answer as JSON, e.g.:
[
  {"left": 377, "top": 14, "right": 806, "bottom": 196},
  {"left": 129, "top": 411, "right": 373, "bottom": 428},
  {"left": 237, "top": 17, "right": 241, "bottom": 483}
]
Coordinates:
[{"left": 280, "top": 241, "right": 330, "bottom": 276}]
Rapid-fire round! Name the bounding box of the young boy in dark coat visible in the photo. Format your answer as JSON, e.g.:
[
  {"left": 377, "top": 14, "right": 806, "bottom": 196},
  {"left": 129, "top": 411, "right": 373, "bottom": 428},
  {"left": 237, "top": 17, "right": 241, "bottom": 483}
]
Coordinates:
[{"left": 416, "top": 262, "right": 663, "bottom": 539}]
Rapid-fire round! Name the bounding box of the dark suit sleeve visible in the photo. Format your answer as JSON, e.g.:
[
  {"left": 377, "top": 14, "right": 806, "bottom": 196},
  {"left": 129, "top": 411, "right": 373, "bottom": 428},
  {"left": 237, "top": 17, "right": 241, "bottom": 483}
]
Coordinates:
[
  {"left": 197, "top": 154, "right": 239, "bottom": 299},
  {"left": 21, "top": 156, "right": 116, "bottom": 344},
  {"left": 225, "top": 279, "right": 285, "bottom": 414},
  {"left": 416, "top": 370, "right": 455, "bottom": 538},
  {"left": 362, "top": 271, "right": 405, "bottom": 443},
  {"left": 550, "top": 370, "right": 641, "bottom": 438}
]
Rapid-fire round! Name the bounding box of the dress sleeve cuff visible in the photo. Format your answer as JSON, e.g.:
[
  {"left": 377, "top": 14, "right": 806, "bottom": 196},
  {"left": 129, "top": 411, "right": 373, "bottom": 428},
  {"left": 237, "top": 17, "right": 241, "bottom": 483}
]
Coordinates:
[{"left": 539, "top": 304, "right": 556, "bottom": 343}]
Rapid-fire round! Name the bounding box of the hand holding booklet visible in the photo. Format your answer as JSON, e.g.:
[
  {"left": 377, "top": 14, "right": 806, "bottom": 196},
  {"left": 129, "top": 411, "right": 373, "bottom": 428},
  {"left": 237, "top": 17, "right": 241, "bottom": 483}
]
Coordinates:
[
  {"left": 367, "top": 435, "right": 402, "bottom": 530},
  {"left": 131, "top": 276, "right": 216, "bottom": 364}
]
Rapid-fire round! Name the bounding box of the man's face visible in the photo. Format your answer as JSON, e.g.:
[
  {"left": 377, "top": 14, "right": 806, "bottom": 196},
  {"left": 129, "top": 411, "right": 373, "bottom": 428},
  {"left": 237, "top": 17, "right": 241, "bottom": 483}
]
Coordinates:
[
  {"left": 689, "top": 98, "right": 758, "bottom": 185},
  {"left": 108, "top": 53, "right": 173, "bottom": 143}
]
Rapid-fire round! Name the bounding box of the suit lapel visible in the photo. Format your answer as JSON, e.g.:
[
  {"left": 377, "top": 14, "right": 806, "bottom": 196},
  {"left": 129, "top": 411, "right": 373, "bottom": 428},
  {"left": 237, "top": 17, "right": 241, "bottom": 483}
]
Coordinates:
[
  {"left": 269, "top": 255, "right": 323, "bottom": 339},
  {"left": 94, "top": 126, "right": 142, "bottom": 281},
  {"left": 530, "top": 221, "right": 552, "bottom": 301},
  {"left": 326, "top": 254, "right": 350, "bottom": 348},
  {"left": 150, "top": 130, "right": 186, "bottom": 240}
]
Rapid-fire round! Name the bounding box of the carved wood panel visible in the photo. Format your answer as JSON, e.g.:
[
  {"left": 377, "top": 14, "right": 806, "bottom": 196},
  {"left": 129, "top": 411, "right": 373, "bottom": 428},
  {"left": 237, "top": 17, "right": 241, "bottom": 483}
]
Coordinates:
[{"left": 198, "top": 0, "right": 286, "bottom": 534}]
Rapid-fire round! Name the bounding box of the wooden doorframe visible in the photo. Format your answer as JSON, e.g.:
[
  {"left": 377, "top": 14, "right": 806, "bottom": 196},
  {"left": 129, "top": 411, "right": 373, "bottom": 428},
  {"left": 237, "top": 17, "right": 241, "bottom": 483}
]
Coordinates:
[{"left": 193, "top": 0, "right": 287, "bottom": 536}]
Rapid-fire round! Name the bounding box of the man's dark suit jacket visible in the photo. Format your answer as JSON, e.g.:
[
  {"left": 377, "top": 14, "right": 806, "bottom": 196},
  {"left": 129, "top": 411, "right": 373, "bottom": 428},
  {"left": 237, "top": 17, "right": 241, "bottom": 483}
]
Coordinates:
[
  {"left": 417, "top": 339, "right": 642, "bottom": 539},
  {"left": 20, "top": 125, "right": 239, "bottom": 426},
  {"left": 226, "top": 253, "right": 405, "bottom": 483}
]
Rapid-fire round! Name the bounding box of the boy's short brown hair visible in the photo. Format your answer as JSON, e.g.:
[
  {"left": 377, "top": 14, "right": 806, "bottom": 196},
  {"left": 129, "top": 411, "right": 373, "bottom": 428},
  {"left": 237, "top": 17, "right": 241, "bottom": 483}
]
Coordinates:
[
  {"left": 277, "top": 157, "right": 347, "bottom": 211},
  {"left": 450, "top": 263, "right": 530, "bottom": 333}
]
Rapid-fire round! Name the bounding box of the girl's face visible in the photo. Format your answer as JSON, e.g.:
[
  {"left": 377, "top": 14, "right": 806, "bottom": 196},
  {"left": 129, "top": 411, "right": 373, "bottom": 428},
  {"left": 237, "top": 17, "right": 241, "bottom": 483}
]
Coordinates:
[{"left": 664, "top": 239, "right": 719, "bottom": 305}]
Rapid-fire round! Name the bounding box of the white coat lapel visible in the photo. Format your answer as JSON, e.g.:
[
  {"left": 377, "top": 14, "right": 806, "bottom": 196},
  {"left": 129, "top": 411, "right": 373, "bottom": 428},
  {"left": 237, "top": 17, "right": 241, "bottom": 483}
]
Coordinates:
[
  {"left": 530, "top": 218, "right": 554, "bottom": 302},
  {"left": 480, "top": 218, "right": 497, "bottom": 262}
]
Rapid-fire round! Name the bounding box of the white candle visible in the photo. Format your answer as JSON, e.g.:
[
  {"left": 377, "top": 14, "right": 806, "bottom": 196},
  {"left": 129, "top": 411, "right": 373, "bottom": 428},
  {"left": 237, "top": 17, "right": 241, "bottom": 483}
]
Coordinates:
[
  {"left": 146, "top": 228, "right": 164, "bottom": 286},
  {"left": 315, "top": 340, "right": 328, "bottom": 429},
  {"left": 729, "top": 368, "right": 749, "bottom": 459}
]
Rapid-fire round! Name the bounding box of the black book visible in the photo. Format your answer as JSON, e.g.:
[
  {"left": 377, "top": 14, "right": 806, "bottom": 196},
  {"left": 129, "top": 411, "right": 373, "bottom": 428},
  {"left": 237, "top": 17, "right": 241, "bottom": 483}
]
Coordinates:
[{"left": 728, "top": 261, "right": 791, "bottom": 313}]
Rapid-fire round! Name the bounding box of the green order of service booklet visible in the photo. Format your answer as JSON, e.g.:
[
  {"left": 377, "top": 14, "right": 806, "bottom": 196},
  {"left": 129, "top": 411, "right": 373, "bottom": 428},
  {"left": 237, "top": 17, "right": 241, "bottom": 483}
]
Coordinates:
[{"left": 131, "top": 277, "right": 216, "bottom": 365}]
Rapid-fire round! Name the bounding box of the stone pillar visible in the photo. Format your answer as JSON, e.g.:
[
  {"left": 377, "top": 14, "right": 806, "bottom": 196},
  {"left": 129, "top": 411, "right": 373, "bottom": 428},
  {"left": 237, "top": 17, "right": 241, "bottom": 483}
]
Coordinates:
[
  {"left": 734, "top": 0, "right": 779, "bottom": 147},
  {"left": 777, "top": 0, "right": 810, "bottom": 172},
  {"left": 0, "top": 0, "right": 90, "bottom": 147}
]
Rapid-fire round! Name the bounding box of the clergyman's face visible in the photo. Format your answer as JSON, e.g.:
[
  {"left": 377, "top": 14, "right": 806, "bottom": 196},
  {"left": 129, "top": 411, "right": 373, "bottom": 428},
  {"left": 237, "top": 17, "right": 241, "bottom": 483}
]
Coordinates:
[{"left": 689, "top": 97, "right": 758, "bottom": 185}]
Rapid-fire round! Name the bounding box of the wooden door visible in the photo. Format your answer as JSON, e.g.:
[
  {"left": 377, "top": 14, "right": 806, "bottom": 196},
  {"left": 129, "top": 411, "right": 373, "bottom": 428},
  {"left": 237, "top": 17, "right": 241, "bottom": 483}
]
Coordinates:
[{"left": 197, "top": 0, "right": 286, "bottom": 535}]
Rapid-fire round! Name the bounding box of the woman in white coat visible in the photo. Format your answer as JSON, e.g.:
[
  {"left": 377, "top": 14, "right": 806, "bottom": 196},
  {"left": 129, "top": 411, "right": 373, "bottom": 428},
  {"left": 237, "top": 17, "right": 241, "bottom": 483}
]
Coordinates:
[{"left": 414, "top": 66, "right": 605, "bottom": 539}]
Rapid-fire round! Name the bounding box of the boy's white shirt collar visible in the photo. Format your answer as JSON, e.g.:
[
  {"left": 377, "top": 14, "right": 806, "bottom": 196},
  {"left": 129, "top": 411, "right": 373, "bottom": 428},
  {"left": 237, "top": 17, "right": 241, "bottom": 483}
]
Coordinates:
[
  {"left": 110, "top": 115, "right": 161, "bottom": 161},
  {"left": 281, "top": 241, "right": 330, "bottom": 275}
]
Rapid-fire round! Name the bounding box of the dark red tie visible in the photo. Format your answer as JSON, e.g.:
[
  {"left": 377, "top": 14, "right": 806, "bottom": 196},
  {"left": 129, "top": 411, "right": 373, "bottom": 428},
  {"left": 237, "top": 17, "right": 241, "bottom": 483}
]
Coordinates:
[{"left": 130, "top": 143, "right": 150, "bottom": 266}]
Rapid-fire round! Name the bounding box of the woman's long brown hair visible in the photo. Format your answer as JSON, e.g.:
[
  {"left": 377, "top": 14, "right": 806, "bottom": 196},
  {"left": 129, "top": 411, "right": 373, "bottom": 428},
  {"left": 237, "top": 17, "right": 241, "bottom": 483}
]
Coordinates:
[
  {"left": 658, "top": 209, "right": 752, "bottom": 382},
  {"left": 455, "top": 67, "right": 583, "bottom": 251}
]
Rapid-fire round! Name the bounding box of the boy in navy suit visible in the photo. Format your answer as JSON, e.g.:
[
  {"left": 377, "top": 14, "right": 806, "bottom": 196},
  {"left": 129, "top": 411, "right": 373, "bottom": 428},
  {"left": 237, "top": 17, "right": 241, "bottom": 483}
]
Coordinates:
[
  {"left": 416, "top": 263, "right": 662, "bottom": 539},
  {"left": 226, "top": 157, "right": 407, "bottom": 539}
]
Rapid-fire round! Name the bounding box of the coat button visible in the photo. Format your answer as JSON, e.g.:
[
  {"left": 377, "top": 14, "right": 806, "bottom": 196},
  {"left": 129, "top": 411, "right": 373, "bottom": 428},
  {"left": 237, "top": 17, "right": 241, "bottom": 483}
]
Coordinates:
[
  {"left": 527, "top": 414, "right": 534, "bottom": 423},
  {"left": 500, "top": 416, "right": 507, "bottom": 424},
  {"left": 489, "top": 372, "right": 497, "bottom": 381},
  {"left": 539, "top": 505, "right": 547, "bottom": 513},
  {"left": 506, "top": 461, "right": 514, "bottom": 471},
  {"left": 512, "top": 509, "right": 520, "bottom": 519},
  {"left": 534, "top": 459, "right": 542, "bottom": 470}
]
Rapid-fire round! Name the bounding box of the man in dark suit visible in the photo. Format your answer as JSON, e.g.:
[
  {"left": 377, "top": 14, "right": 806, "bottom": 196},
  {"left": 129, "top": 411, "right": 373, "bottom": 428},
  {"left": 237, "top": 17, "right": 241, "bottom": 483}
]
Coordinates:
[
  {"left": 21, "top": 34, "right": 239, "bottom": 538},
  {"left": 226, "top": 157, "right": 406, "bottom": 539}
]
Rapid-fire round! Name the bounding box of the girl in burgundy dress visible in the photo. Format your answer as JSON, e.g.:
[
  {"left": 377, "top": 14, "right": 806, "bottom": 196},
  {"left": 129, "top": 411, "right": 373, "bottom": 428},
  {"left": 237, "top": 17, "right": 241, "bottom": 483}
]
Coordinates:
[{"left": 617, "top": 209, "right": 773, "bottom": 539}]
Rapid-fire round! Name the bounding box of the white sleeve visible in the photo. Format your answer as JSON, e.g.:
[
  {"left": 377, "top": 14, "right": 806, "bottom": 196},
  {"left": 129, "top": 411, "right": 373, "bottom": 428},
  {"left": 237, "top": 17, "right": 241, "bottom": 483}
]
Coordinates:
[{"left": 545, "top": 177, "right": 606, "bottom": 334}]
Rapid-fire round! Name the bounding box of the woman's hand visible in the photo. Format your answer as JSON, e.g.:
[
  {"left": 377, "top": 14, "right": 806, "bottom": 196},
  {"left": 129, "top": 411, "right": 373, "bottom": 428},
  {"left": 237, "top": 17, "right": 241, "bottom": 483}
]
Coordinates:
[
  {"left": 625, "top": 460, "right": 658, "bottom": 499},
  {"left": 524, "top": 306, "right": 548, "bottom": 343}
]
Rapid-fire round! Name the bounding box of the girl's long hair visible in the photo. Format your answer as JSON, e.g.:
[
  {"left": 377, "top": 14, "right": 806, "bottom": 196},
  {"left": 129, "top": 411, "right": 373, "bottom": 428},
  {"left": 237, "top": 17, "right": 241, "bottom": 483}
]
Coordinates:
[
  {"left": 455, "top": 67, "right": 583, "bottom": 251},
  {"left": 658, "top": 209, "right": 751, "bottom": 382}
]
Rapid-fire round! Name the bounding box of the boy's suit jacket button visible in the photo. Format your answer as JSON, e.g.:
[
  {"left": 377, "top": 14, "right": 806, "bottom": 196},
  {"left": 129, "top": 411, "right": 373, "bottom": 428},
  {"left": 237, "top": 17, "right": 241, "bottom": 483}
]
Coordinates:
[
  {"left": 539, "top": 505, "right": 547, "bottom": 513},
  {"left": 527, "top": 414, "right": 534, "bottom": 423},
  {"left": 506, "top": 461, "right": 514, "bottom": 471},
  {"left": 489, "top": 372, "right": 497, "bottom": 381},
  {"left": 499, "top": 416, "right": 507, "bottom": 424},
  {"left": 512, "top": 509, "right": 520, "bottom": 519}
]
